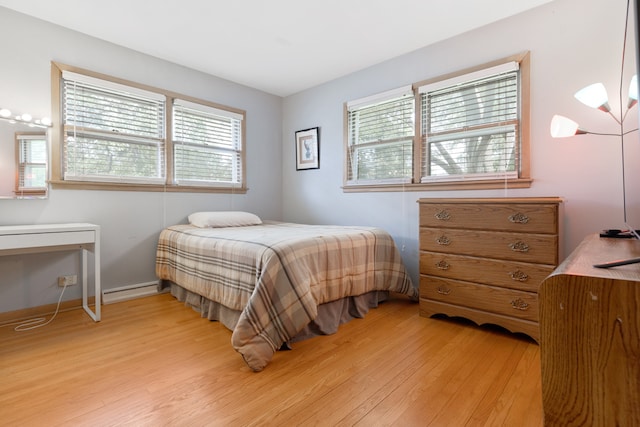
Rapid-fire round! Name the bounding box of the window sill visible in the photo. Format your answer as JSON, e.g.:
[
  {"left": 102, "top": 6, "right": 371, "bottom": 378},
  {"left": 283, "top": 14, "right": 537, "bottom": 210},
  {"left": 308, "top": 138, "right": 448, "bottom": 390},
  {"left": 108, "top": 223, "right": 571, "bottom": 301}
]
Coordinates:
[
  {"left": 14, "top": 190, "right": 47, "bottom": 196},
  {"left": 50, "top": 180, "right": 247, "bottom": 194},
  {"left": 342, "top": 178, "right": 533, "bottom": 193}
]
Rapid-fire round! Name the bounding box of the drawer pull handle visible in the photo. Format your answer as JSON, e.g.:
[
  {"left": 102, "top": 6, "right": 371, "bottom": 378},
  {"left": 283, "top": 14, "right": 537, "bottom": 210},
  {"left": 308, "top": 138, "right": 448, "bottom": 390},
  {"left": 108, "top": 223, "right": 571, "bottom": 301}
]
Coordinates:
[
  {"left": 436, "top": 286, "right": 451, "bottom": 295},
  {"left": 510, "top": 270, "right": 529, "bottom": 282},
  {"left": 508, "top": 213, "right": 530, "bottom": 224},
  {"left": 435, "top": 210, "right": 451, "bottom": 221},
  {"left": 511, "top": 298, "right": 529, "bottom": 311},
  {"left": 436, "top": 235, "right": 451, "bottom": 246},
  {"left": 509, "top": 241, "right": 529, "bottom": 252},
  {"left": 435, "top": 260, "right": 450, "bottom": 270}
]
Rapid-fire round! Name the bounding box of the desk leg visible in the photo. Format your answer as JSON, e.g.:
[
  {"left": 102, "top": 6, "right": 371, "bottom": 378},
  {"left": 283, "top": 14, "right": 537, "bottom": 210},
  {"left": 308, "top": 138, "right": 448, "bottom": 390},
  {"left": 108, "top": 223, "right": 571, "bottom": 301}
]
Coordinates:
[
  {"left": 81, "top": 244, "right": 101, "bottom": 322},
  {"left": 94, "top": 234, "right": 101, "bottom": 321}
]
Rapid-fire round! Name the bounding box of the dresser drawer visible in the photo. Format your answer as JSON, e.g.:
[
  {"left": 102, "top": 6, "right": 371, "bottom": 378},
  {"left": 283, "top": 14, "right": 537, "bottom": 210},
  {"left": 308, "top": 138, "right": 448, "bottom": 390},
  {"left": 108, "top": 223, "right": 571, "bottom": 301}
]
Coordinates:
[
  {"left": 419, "top": 228, "right": 558, "bottom": 265},
  {"left": 420, "top": 276, "right": 539, "bottom": 322},
  {"left": 419, "top": 203, "right": 558, "bottom": 234},
  {"left": 420, "top": 251, "right": 555, "bottom": 292}
]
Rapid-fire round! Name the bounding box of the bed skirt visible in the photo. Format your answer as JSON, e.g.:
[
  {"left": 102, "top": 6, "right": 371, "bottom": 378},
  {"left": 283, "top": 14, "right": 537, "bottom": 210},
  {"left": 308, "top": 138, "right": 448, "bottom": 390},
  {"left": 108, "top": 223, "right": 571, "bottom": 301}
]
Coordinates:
[{"left": 160, "top": 280, "right": 390, "bottom": 345}]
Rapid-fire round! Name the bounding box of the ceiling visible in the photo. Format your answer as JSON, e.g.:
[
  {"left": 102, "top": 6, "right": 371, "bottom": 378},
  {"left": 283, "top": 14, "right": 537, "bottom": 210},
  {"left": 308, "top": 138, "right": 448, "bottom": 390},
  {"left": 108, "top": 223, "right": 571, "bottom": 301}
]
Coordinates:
[{"left": 0, "top": 0, "right": 553, "bottom": 97}]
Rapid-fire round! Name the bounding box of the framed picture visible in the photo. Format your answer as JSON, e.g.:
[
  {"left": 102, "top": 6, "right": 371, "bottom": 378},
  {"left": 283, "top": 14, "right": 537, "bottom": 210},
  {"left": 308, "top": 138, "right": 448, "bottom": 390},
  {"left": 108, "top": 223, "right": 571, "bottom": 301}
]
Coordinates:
[{"left": 295, "top": 127, "right": 320, "bottom": 170}]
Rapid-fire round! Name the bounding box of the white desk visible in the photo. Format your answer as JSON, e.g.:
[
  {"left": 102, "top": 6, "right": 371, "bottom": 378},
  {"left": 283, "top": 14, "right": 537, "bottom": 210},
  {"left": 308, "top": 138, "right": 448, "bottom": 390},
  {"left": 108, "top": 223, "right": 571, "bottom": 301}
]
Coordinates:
[{"left": 0, "top": 223, "right": 101, "bottom": 321}]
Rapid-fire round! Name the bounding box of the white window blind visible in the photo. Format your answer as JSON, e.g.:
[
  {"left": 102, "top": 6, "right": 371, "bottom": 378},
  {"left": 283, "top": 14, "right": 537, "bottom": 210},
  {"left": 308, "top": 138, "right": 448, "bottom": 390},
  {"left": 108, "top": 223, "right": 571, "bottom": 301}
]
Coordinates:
[
  {"left": 419, "top": 63, "right": 520, "bottom": 182},
  {"left": 346, "top": 86, "right": 414, "bottom": 185},
  {"left": 17, "top": 134, "right": 47, "bottom": 191},
  {"left": 173, "top": 99, "right": 243, "bottom": 187},
  {"left": 62, "top": 71, "right": 166, "bottom": 184}
]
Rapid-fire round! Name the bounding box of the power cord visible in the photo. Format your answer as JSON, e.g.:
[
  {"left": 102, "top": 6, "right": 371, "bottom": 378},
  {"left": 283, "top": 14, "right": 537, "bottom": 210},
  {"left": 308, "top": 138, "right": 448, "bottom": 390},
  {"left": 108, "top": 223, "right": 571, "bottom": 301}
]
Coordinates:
[{"left": 1, "top": 282, "right": 68, "bottom": 332}]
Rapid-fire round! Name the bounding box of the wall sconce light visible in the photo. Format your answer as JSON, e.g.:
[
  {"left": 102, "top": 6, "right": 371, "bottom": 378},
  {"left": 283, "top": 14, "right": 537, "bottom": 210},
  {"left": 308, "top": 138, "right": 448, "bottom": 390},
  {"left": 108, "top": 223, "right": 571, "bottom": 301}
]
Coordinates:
[{"left": 0, "top": 107, "right": 51, "bottom": 128}]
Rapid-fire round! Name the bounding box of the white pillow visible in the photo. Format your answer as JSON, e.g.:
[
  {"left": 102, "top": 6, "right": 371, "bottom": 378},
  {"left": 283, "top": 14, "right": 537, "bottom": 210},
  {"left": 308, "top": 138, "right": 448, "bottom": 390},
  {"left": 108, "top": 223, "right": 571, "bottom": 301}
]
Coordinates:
[{"left": 188, "top": 211, "right": 262, "bottom": 228}]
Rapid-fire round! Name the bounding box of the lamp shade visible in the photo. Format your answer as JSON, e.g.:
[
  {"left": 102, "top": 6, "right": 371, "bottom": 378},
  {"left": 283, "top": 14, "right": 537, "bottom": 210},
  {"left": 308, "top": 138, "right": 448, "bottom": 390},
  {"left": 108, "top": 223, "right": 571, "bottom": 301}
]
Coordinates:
[
  {"left": 575, "top": 83, "right": 610, "bottom": 112},
  {"left": 550, "top": 114, "right": 587, "bottom": 138}
]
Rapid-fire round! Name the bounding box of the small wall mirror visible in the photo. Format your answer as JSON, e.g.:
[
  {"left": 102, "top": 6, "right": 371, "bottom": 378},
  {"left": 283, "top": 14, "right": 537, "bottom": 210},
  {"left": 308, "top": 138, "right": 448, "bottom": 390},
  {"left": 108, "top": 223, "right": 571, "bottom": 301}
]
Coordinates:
[{"left": 0, "top": 120, "right": 49, "bottom": 199}]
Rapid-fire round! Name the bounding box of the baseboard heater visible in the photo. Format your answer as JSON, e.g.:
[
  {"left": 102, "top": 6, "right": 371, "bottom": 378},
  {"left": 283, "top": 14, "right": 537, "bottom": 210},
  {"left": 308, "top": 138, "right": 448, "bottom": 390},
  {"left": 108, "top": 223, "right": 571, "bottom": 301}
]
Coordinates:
[{"left": 102, "top": 281, "right": 162, "bottom": 304}]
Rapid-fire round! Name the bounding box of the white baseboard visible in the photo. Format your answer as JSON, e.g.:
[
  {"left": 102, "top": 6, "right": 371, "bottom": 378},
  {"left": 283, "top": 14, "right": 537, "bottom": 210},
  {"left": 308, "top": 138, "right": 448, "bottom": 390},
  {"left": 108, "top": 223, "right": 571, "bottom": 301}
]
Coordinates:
[{"left": 102, "top": 281, "right": 160, "bottom": 304}]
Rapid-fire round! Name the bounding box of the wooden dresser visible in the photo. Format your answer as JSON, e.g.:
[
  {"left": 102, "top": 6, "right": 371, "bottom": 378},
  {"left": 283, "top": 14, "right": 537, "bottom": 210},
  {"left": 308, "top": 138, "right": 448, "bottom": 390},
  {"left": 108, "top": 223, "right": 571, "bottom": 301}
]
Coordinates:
[
  {"left": 539, "top": 233, "right": 640, "bottom": 426},
  {"left": 417, "top": 197, "right": 562, "bottom": 341}
]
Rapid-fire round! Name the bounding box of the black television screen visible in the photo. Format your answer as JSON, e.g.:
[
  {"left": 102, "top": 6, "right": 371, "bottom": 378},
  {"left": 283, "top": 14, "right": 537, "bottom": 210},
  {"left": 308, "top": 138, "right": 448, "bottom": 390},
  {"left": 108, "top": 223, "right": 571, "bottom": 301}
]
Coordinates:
[
  {"left": 625, "top": 0, "right": 640, "bottom": 239},
  {"left": 593, "top": 0, "right": 640, "bottom": 268}
]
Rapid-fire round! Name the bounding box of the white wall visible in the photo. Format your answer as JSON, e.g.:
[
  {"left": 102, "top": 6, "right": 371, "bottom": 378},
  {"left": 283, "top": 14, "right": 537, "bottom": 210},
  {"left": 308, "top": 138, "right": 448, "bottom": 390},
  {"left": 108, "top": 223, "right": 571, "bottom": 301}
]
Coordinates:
[
  {"left": 282, "top": 0, "right": 639, "bottom": 285},
  {"left": 0, "top": 7, "right": 283, "bottom": 312}
]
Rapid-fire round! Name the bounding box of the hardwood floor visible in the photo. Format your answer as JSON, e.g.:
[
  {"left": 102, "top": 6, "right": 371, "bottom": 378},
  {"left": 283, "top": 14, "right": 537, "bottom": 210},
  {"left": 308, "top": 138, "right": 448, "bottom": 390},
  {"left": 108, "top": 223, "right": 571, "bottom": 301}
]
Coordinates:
[{"left": 0, "top": 293, "right": 543, "bottom": 426}]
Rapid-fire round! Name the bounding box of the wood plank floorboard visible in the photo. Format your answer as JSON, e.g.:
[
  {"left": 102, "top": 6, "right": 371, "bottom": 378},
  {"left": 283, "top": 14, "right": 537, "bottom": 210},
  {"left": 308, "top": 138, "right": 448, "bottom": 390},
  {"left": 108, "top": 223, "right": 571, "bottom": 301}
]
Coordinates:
[{"left": 0, "top": 293, "right": 543, "bottom": 426}]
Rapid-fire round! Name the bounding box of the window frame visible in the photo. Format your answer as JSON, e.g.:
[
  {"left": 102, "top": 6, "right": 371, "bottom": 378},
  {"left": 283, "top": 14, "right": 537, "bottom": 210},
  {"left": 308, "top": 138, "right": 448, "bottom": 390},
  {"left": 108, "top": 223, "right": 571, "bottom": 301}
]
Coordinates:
[
  {"left": 50, "top": 62, "right": 247, "bottom": 193},
  {"left": 342, "top": 52, "right": 531, "bottom": 193},
  {"left": 344, "top": 85, "right": 415, "bottom": 186},
  {"left": 172, "top": 99, "right": 244, "bottom": 188}
]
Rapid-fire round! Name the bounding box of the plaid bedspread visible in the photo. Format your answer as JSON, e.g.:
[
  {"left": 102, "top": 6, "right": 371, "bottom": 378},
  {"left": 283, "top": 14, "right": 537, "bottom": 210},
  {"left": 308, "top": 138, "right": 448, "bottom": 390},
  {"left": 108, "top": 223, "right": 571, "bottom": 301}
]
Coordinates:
[{"left": 155, "top": 221, "right": 416, "bottom": 371}]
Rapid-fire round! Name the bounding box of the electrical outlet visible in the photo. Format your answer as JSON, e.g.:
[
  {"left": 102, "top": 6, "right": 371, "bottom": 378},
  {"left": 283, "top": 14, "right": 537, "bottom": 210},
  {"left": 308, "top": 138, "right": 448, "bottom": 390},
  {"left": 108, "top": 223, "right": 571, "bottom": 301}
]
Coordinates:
[{"left": 57, "top": 275, "right": 78, "bottom": 287}]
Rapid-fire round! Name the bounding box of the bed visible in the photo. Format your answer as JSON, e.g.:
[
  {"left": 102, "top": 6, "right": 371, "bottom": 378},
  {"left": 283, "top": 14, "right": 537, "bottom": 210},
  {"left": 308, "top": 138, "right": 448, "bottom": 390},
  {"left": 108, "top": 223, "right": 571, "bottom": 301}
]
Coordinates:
[{"left": 155, "top": 212, "right": 417, "bottom": 371}]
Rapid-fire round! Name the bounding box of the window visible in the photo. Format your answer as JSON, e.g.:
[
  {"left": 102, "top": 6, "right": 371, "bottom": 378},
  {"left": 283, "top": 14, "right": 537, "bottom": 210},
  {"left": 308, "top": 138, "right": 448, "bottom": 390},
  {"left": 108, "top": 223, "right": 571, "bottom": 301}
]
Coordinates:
[
  {"left": 16, "top": 133, "right": 48, "bottom": 195},
  {"left": 51, "top": 63, "right": 246, "bottom": 193},
  {"left": 419, "top": 62, "right": 519, "bottom": 182},
  {"left": 345, "top": 86, "right": 414, "bottom": 185},
  {"left": 173, "top": 99, "right": 243, "bottom": 187},
  {"left": 343, "top": 52, "right": 531, "bottom": 192},
  {"left": 62, "top": 71, "right": 166, "bottom": 184}
]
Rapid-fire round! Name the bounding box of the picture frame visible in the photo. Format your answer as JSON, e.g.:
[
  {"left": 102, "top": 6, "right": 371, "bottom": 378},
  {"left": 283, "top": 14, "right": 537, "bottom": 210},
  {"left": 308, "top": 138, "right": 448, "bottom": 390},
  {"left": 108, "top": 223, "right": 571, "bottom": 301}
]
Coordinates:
[{"left": 295, "top": 127, "right": 320, "bottom": 170}]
